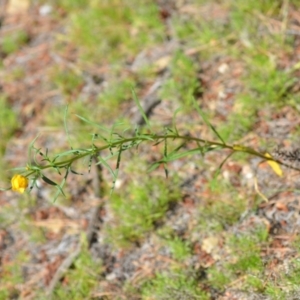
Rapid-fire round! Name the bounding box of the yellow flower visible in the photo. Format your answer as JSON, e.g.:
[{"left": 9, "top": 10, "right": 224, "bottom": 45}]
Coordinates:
[{"left": 11, "top": 174, "right": 29, "bottom": 193}]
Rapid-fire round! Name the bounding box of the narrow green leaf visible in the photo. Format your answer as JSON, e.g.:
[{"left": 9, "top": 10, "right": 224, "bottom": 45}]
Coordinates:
[
  {"left": 88, "top": 155, "right": 93, "bottom": 173},
  {"left": 53, "top": 149, "right": 90, "bottom": 160},
  {"left": 192, "top": 97, "right": 225, "bottom": 144},
  {"left": 132, "top": 89, "right": 151, "bottom": 130},
  {"left": 28, "top": 134, "right": 40, "bottom": 164},
  {"left": 31, "top": 147, "right": 42, "bottom": 166},
  {"left": 153, "top": 139, "right": 164, "bottom": 146},
  {"left": 97, "top": 156, "right": 116, "bottom": 180},
  {"left": 166, "top": 143, "right": 186, "bottom": 157},
  {"left": 196, "top": 141, "right": 205, "bottom": 156},
  {"left": 147, "top": 162, "right": 160, "bottom": 173},
  {"left": 29, "top": 176, "right": 39, "bottom": 192},
  {"left": 149, "top": 148, "right": 204, "bottom": 171},
  {"left": 136, "top": 134, "right": 155, "bottom": 141},
  {"left": 70, "top": 169, "right": 83, "bottom": 175},
  {"left": 172, "top": 107, "right": 183, "bottom": 135},
  {"left": 164, "top": 136, "right": 168, "bottom": 178},
  {"left": 164, "top": 135, "right": 167, "bottom": 158},
  {"left": 0, "top": 187, "right": 10, "bottom": 191},
  {"left": 41, "top": 175, "right": 58, "bottom": 186},
  {"left": 76, "top": 114, "right": 110, "bottom": 133},
  {"left": 53, "top": 178, "right": 66, "bottom": 202},
  {"left": 63, "top": 166, "right": 70, "bottom": 179},
  {"left": 210, "top": 152, "right": 234, "bottom": 192},
  {"left": 107, "top": 145, "right": 123, "bottom": 195},
  {"left": 215, "top": 152, "right": 234, "bottom": 173},
  {"left": 163, "top": 163, "right": 168, "bottom": 178},
  {"left": 64, "top": 105, "right": 72, "bottom": 148},
  {"left": 53, "top": 166, "right": 61, "bottom": 175},
  {"left": 166, "top": 148, "right": 202, "bottom": 161}
]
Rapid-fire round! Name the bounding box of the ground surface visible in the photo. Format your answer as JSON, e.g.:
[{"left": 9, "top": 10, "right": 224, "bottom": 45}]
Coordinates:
[{"left": 1, "top": 1, "right": 300, "bottom": 299}]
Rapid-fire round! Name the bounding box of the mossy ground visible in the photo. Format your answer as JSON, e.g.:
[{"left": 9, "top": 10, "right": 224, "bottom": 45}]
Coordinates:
[{"left": 1, "top": 0, "right": 300, "bottom": 299}]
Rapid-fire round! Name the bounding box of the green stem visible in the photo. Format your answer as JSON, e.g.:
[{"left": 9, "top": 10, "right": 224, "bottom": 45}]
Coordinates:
[{"left": 26, "top": 134, "right": 300, "bottom": 174}]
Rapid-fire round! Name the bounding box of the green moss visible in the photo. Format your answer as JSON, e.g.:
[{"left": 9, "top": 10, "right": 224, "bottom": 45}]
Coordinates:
[
  {"left": 52, "top": 237, "right": 101, "bottom": 299},
  {"left": 207, "top": 266, "right": 232, "bottom": 290},
  {"left": 229, "top": 0, "right": 282, "bottom": 16},
  {"left": 200, "top": 177, "right": 247, "bottom": 228},
  {"left": 207, "top": 225, "right": 268, "bottom": 294},
  {"left": 160, "top": 51, "right": 201, "bottom": 110},
  {"left": 106, "top": 176, "right": 180, "bottom": 247},
  {"left": 142, "top": 269, "right": 209, "bottom": 300},
  {"left": 97, "top": 76, "right": 136, "bottom": 109},
  {"left": 65, "top": 1, "right": 164, "bottom": 63},
  {"left": 49, "top": 66, "right": 84, "bottom": 97},
  {"left": 1, "top": 30, "right": 29, "bottom": 55},
  {"left": 0, "top": 250, "right": 29, "bottom": 299},
  {"left": 0, "top": 96, "right": 19, "bottom": 151},
  {"left": 245, "top": 275, "right": 265, "bottom": 293},
  {"left": 244, "top": 53, "right": 295, "bottom": 105},
  {"left": 228, "top": 233, "right": 264, "bottom": 273},
  {"left": 166, "top": 237, "right": 192, "bottom": 262},
  {"left": 3, "top": 0, "right": 300, "bottom": 298}
]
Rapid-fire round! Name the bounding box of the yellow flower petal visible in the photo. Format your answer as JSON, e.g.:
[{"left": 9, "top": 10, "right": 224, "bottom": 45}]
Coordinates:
[{"left": 11, "top": 174, "right": 29, "bottom": 193}]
